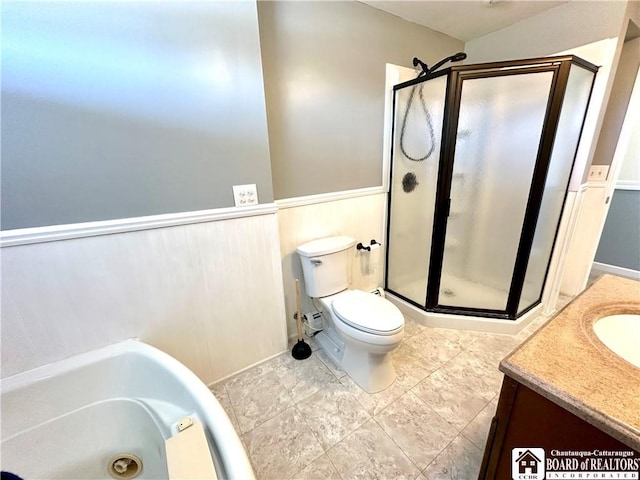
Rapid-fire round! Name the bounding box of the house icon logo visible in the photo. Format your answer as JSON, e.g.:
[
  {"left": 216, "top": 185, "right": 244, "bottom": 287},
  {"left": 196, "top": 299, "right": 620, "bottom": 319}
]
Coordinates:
[{"left": 512, "top": 448, "right": 545, "bottom": 480}]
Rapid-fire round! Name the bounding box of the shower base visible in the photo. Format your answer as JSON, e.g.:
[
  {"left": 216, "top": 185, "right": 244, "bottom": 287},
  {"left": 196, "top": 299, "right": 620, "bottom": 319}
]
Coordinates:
[
  {"left": 393, "top": 274, "right": 509, "bottom": 311},
  {"left": 386, "top": 290, "right": 542, "bottom": 335},
  {"left": 438, "top": 273, "right": 509, "bottom": 311}
]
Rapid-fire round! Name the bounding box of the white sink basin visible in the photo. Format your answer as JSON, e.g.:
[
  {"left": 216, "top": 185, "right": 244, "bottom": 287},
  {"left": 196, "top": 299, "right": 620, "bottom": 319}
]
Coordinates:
[{"left": 593, "top": 314, "right": 640, "bottom": 368}]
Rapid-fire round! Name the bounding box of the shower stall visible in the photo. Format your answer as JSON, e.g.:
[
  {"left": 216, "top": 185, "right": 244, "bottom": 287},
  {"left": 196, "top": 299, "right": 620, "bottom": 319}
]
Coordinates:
[{"left": 385, "top": 55, "right": 597, "bottom": 321}]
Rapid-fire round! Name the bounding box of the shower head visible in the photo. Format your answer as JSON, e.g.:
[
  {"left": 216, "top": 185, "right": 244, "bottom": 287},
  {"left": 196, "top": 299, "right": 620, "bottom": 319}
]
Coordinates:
[
  {"left": 413, "top": 52, "right": 467, "bottom": 77},
  {"left": 427, "top": 52, "right": 467, "bottom": 74}
]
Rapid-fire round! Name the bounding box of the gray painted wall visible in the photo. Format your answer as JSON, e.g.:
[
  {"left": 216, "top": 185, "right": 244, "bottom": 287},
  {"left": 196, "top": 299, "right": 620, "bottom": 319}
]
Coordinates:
[
  {"left": 595, "top": 190, "right": 640, "bottom": 270},
  {"left": 258, "top": 1, "right": 464, "bottom": 200},
  {"left": 1, "top": 1, "right": 273, "bottom": 230}
]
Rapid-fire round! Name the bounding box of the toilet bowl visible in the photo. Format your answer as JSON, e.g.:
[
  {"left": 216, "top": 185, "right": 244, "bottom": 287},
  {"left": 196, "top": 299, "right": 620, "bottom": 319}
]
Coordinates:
[
  {"left": 318, "top": 290, "right": 403, "bottom": 393},
  {"left": 296, "top": 236, "right": 404, "bottom": 393}
]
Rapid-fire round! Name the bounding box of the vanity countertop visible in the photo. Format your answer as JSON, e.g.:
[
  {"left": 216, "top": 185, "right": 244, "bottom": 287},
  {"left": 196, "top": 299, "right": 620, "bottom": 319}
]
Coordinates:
[{"left": 500, "top": 274, "right": 640, "bottom": 451}]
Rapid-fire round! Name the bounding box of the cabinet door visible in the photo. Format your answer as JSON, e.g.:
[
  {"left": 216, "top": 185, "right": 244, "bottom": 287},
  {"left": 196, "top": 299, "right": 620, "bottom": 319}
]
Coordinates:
[{"left": 479, "top": 376, "right": 639, "bottom": 480}]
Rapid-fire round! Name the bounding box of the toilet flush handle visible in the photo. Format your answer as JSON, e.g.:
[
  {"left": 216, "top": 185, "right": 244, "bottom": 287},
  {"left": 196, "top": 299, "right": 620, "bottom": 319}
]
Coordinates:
[{"left": 310, "top": 258, "right": 323, "bottom": 266}]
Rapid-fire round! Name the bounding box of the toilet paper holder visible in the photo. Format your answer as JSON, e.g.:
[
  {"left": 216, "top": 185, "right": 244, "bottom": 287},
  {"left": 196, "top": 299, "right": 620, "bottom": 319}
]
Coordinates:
[{"left": 356, "top": 239, "right": 381, "bottom": 251}]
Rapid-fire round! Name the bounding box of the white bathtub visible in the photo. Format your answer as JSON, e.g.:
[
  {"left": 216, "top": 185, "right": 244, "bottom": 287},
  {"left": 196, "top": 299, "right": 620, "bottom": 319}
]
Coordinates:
[{"left": 0, "top": 340, "right": 254, "bottom": 479}]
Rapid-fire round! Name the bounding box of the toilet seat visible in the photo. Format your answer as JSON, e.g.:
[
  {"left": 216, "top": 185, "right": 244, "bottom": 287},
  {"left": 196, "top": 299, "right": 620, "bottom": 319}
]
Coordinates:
[{"left": 331, "top": 290, "right": 404, "bottom": 336}]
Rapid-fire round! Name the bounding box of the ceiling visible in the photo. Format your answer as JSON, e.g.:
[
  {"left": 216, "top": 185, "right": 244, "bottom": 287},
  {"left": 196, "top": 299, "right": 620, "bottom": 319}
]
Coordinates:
[{"left": 359, "top": 0, "right": 569, "bottom": 42}]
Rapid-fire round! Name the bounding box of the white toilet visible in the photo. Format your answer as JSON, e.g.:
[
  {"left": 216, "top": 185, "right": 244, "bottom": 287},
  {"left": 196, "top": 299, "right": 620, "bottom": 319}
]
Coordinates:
[{"left": 296, "top": 236, "right": 404, "bottom": 393}]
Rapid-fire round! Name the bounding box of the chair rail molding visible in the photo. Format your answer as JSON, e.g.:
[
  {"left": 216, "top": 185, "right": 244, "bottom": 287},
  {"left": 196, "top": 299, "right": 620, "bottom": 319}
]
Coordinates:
[{"left": 1, "top": 203, "right": 278, "bottom": 247}]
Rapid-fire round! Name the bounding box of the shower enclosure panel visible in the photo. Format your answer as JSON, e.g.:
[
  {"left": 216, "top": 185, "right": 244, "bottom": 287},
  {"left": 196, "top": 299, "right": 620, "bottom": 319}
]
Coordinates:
[
  {"left": 437, "top": 70, "right": 554, "bottom": 312},
  {"left": 516, "top": 64, "right": 597, "bottom": 314},
  {"left": 385, "top": 55, "right": 597, "bottom": 320},
  {"left": 386, "top": 76, "right": 447, "bottom": 306}
]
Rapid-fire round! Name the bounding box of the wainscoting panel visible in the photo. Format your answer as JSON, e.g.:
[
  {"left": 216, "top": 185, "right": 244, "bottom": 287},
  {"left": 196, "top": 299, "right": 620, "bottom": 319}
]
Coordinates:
[
  {"left": 277, "top": 193, "right": 387, "bottom": 338},
  {"left": 1, "top": 214, "right": 287, "bottom": 382},
  {"left": 560, "top": 185, "right": 609, "bottom": 296}
]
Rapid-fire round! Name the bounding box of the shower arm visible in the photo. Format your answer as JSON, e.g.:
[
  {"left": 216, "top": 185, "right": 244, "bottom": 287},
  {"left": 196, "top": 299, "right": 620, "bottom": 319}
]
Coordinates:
[{"left": 413, "top": 52, "right": 467, "bottom": 77}]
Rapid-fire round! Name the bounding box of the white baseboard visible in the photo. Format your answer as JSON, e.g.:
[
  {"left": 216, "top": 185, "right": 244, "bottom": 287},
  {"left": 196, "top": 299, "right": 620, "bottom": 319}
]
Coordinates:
[
  {"left": 592, "top": 262, "right": 640, "bottom": 280},
  {"left": 207, "top": 348, "right": 288, "bottom": 389}
]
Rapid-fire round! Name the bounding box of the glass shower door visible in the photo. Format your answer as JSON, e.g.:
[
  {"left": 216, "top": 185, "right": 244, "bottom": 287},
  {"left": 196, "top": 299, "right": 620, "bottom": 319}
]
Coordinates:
[
  {"left": 386, "top": 75, "right": 447, "bottom": 306},
  {"left": 385, "top": 54, "right": 598, "bottom": 320},
  {"left": 517, "top": 64, "right": 596, "bottom": 314},
  {"left": 437, "top": 70, "right": 555, "bottom": 312}
]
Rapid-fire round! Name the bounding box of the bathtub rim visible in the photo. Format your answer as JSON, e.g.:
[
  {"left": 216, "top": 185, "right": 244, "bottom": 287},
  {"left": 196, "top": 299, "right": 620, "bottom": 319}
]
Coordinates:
[{"left": 0, "top": 339, "right": 255, "bottom": 480}]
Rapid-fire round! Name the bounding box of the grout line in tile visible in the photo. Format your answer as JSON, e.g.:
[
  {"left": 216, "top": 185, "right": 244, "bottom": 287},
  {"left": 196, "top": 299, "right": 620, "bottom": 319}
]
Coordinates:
[
  {"left": 322, "top": 421, "right": 369, "bottom": 480},
  {"left": 324, "top": 445, "right": 347, "bottom": 480},
  {"left": 371, "top": 414, "right": 423, "bottom": 475},
  {"left": 352, "top": 399, "right": 369, "bottom": 416},
  {"left": 297, "top": 442, "right": 345, "bottom": 480},
  {"left": 233, "top": 375, "right": 297, "bottom": 437},
  {"left": 293, "top": 403, "right": 328, "bottom": 457},
  {"left": 239, "top": 430, "right": 260, "bottom": 479},
  {"left": 421, "top": 431, "right": 484, "bottom": 477},
  {"left": 402, "top": 361, "right": 477, "bottom": 435},
  {"left": 460, "top": 430, "right": 481, "bottom": 451},
  {"left": 219, "top": 383, "right": 242, "bottom": 434},
  {"left": 312, "top": 347, "right": 341, "bottom": 379},
  {"left": 226, "top": 314, "right": 548, "bottom": 479},
  {"left": 315, "top": 348, "right": 348, "bottom": 381},
  {"left": 246, "top": 448, "right": 260, "bottom": 479},
  {"left": 324, "top": 451, "right": 344, "bottom": 480},
  {"left": 418, "top": 432, "right": 459, "bottom": 476},
  {"left": 244, "top": 404, "right": 323, "bottom": 480},
  {"left": 461, "top": 394, "right": 498, "bottom": 450}
]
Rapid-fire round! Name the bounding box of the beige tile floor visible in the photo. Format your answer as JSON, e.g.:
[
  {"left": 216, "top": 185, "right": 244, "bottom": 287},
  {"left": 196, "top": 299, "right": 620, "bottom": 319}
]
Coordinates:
[{"left": 210, "top": 301, "right": 570, "bottom": 480}]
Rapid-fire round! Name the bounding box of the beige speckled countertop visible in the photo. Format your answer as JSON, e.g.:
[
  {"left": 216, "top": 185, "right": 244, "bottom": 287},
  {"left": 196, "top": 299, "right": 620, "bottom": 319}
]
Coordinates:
[{"left": 501, "top": 274, "right": 640, "bottom": 450}]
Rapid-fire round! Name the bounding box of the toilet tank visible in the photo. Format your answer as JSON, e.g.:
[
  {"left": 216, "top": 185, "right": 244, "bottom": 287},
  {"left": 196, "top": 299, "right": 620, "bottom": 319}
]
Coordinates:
[{"left": 296, "top": 236, "right": 356, "bottom": 298}]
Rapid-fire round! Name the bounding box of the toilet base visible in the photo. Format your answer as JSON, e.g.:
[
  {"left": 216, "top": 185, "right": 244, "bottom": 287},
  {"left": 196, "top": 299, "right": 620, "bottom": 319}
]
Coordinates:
[
  {"left": 315, "top": 330, "right": 344, "bottom": 365},
  {"left": 342, "top": 345, "right": 396, "bottom": 394},
  {"left": 316, "top": 328, "right": 397, "bottom": 394}
]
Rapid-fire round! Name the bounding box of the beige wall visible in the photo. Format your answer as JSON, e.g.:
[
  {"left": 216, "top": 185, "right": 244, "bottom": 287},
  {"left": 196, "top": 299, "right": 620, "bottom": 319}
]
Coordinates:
[
  {"left": 464, "top": 1, "right": 629, "bottom": 63},
  {"left": 464, "top": 1, "right": 634, "bottom": 190},
  {"left": 590, "top": 36, "right": 640, "bottom": 167},
  {"left": 617, "top": 66, "right": 640, "bottom": 183},
  {"left": 258, "top": 1, "right": 463, "bottom": 200}
]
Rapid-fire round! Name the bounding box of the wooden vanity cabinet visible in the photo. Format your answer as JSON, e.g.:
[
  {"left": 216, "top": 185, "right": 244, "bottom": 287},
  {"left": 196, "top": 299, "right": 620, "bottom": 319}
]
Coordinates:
[{"left": 478, "top": 376, "right": 639, "bottom": 480}]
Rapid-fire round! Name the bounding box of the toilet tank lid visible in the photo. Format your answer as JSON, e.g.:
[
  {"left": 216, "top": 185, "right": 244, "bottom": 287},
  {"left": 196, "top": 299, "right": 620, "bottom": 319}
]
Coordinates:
[{"left": 296, "top": 236, "right": 356, "bottom": 257}]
